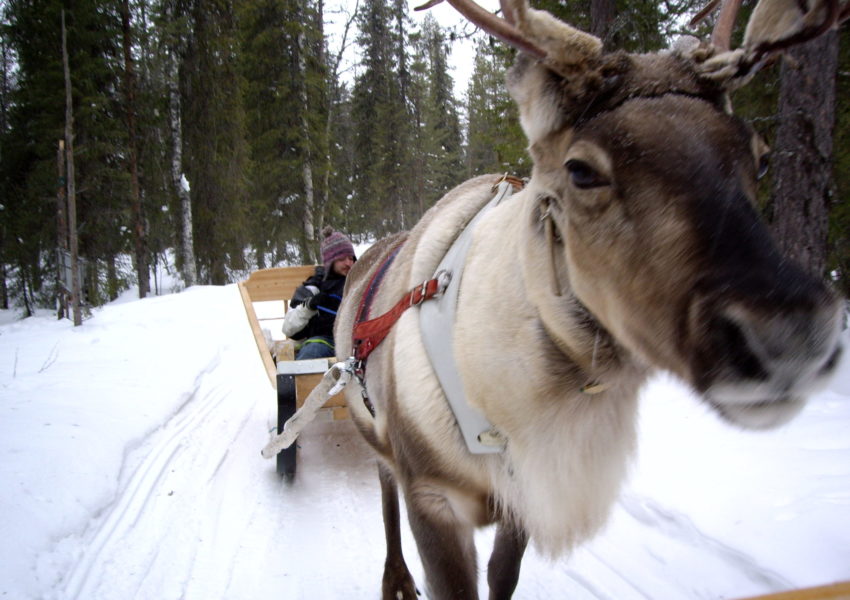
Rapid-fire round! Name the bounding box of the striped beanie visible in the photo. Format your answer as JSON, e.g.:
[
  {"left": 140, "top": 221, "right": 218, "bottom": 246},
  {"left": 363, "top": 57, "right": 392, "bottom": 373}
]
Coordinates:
[{"left": 320, "top": 226, "right": 356, "bottom": 271}]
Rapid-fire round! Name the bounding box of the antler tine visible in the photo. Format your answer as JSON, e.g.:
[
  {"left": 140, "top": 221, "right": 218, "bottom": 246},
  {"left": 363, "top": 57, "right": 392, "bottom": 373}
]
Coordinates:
[
  {"left": 689, "top": 0, "right": 721, "bottom": 28},
  {"left": 415, "top": 0, "right": 547, "bottom": 59},
  {"left": 500, "top": 0, "right": 517, "bottom": 24},
  {"left": 710, "top": 0, "right": 744, "bottom": 50},
  {"left": 744, "top": 0, "right": 841, "bottom": 63}
]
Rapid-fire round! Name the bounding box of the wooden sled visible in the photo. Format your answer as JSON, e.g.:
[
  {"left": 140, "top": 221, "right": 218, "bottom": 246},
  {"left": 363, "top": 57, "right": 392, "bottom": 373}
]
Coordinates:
[
  {"left": 738, "top": 581, "right": 850, "bottom": 600},
  {"left": 238, "top": 266, "right": 347, "bottom": 480}
]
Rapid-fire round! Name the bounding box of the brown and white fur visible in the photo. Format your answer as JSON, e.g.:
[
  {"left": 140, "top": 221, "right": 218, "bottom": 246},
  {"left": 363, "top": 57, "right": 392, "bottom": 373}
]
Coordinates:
[{"left": 332, "top": 1, "right": 845, "bottom": 598}]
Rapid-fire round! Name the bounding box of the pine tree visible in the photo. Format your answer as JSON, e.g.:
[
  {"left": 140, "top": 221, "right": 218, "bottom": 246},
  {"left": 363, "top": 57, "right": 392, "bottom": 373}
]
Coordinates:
[
  {"left": 351, "top": 0, "right": 415, "bottom": 235},
  {"left": 0, "top": 4, "right": 14, "bottom": 309},
  {"left": 769, "top": 31, "right": 839, "bottom": 277},
  {"left": 2, "top": 0, "right": 129, "bottom": 308},
  {"left": 417, "top": 15, "right": 463, "bottom": 210},
  {"left": 465, "top": 38, "right": 526, "bottom": 177},
  {"left": 181, "top": 0, "right": 250, "bottom": 284},
  {"left": 122, "top": 0, "right": 148, "bottom": 298},
  {"left": 830, "top": 28, "right": 850, "bottom": 295},
  {"left": 239, "top": 0, "right": 328, "bottom": 266}
]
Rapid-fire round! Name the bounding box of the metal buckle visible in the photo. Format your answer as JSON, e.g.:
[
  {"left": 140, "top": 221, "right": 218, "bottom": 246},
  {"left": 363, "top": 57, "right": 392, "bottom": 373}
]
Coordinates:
[{"left": 410, "top": 281, "right": 429, "bottom": 306}]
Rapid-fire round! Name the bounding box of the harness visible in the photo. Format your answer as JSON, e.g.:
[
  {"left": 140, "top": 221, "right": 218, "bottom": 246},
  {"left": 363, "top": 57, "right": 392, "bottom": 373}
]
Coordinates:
[
  {"left": 352, "top": 244, "right": 445, "bottom": 363},
  {"left": 350, "top": 176, "right": 523, "bottom": 453}
]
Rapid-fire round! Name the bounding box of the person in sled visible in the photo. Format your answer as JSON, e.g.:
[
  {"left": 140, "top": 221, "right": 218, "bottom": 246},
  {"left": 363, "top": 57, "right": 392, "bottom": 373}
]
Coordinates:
[{"left": 282, "top": 226, "right": 356, "bottom": 360}]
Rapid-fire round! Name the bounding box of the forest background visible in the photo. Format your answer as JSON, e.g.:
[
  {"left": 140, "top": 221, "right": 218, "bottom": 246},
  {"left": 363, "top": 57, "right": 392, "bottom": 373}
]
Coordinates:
[{"left": 0, "top": 0, "right": 848, "bottom": 315}]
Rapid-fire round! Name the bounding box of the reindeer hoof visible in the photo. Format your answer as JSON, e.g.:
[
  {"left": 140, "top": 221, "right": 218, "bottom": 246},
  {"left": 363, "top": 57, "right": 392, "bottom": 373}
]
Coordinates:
[{"left": 382, "top": 574, "right": 418, "bottom": 600}]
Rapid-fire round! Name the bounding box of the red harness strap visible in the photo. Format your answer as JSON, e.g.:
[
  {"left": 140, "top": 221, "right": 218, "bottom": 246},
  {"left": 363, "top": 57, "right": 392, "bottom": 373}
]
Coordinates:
[
  {"left": 353, "top": 277, "right": 443, "bottom": 362},
  {"left": 352, "top": 242, "right": 445, "bottom": 366},
  {"left": 352, "top": 176, "right": 522, "bottom": 365}
]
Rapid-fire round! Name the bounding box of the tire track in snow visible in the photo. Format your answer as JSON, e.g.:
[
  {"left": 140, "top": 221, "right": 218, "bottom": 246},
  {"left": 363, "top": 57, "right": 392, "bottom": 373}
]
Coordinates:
[{"left": 58, "top": 355, "right": 227, "bottom": 600}]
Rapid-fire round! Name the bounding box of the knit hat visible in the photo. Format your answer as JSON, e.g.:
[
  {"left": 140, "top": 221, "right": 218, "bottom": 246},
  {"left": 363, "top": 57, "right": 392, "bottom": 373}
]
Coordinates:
[{"left": 320, "top": 225, "right": 356, "bottom": 271}]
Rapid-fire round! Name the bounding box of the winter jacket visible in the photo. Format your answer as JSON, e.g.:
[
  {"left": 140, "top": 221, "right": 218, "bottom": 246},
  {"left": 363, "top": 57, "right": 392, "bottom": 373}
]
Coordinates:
[{"left": 281, "top": 266, "right": 346, "bottom": 341}]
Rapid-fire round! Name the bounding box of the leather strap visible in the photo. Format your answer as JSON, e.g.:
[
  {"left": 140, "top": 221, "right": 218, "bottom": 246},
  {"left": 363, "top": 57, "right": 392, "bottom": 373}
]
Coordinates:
[{"left": 353, "top": 275, "right": 443, "bottom": 362}]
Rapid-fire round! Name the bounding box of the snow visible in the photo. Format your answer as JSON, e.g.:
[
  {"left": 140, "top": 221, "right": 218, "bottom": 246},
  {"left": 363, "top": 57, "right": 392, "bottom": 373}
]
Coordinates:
[{"left": 1, "top": 281, "right": 848, "bottom": 599}]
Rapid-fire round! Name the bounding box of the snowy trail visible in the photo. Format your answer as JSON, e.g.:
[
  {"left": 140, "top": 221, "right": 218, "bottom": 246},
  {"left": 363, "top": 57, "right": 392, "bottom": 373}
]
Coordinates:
[
  {"left": 47, "top": 301, "right": 399, "bottom": 599},
  {"left": 58, "top": 353, "right": 233, "bottom": 599},
  {"left": 5, "top": 286, "right": 844, "bottom": 599}
]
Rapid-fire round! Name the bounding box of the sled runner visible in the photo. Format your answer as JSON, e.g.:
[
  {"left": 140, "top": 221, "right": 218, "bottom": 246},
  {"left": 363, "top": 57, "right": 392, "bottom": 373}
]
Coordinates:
[{"left": 238, "top": 266, "right": 348, "bottom": 479}]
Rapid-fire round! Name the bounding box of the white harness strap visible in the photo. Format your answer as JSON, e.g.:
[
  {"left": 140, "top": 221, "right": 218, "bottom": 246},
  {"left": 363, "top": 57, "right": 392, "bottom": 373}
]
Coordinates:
[{"left": 419, "top": 180, "right": 515, "bottom": 454}]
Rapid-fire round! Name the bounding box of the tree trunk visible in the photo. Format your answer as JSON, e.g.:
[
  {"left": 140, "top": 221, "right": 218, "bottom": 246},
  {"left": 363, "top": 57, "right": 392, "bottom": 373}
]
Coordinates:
[
  {"left": 770, "top": 31, "right": 839, "bottom": 277},
  {"left": 62, "top": 10, "right": 82, "bottom": 327},
  {"left": 591, "top": 0, "right": 616, "bottom": 42},
  {"left": 56, "top": 139, "right": 68, "bottom": 319},
  {"left": 122, "top": 0, "right": 149, "bottom": 298},
  {"left": 166, "top": 36, "right": 196, "bottom": 287},
  {"left": 297, "top": 27, "right": 317, "bottom": 264},
  {"left": 322, "top": 1, "right": 356, "bottom": 236},
  {"left": 1, "top": 26, "right": 10, "bottom": 310}
]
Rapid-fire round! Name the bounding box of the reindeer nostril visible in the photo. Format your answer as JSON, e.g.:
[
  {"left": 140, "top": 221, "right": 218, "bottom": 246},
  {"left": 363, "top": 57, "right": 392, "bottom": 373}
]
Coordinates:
[
  {"left": 819, "top": 345, "right": 842, "bottom": 376},
  {"left": 714, "top": 315, "right": 768, "bottom": 381}
]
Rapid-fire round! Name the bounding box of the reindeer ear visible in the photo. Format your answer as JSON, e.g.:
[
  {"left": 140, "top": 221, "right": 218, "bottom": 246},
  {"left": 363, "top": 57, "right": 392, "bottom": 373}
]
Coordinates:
[
  {"left": 515, "top": 5, "right": 603, "bottom": 77},
  {"left": 505, "top": 3, "right": 604, "bottom": 144}
]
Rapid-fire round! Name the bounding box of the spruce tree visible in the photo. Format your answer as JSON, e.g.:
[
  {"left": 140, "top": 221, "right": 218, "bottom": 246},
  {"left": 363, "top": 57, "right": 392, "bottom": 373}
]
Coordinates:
[
  {"left": 239, "top": 0, "right": 328, "bottom": 266},
  {"left": 417, "top": 15, "right": 463, "bottom": 210},
  {"left": 181, "top": 0, "right": 250, "bottom": 284},
  {"left": 2, "top": 0, "right": 128, "bottom": 307},
  {"left": 351, "top": 0, "right": 415, "bottom": 235},
  {"left": 465, "top": 38, "right": 526, "bottom": 177}
]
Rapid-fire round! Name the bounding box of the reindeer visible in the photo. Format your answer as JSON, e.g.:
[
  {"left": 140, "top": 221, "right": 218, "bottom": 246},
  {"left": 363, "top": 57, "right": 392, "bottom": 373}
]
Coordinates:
[{"left": 333, "top": 1, "right": 847, "bottom": 597}]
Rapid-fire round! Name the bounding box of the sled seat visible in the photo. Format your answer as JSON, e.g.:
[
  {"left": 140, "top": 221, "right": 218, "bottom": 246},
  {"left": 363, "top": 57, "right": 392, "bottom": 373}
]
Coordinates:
[
  {"left": 240, "top": 265, "right": 350, "bottom": 479},
  {"left": 238, "top": 265, "right": 348, "bottom": 420}
]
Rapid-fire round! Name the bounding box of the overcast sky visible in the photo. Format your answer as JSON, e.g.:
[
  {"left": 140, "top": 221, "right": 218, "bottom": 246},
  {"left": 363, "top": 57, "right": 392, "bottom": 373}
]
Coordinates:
[{"left": 326, "top": 0, "right": 502, "bottom": 99}]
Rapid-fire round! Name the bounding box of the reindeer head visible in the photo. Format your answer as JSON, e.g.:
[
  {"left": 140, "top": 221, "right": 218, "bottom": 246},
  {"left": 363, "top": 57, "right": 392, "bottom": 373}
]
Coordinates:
[{"left": 420, "top": 0, "right": 845, "bottom": 429}]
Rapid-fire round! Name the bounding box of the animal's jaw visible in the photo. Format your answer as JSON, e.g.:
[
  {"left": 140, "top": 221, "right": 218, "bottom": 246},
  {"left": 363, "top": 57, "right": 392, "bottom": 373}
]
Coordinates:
[
  {"left": 704, "top": 392, "right": 807, "bottom": 430},
  {"left": 700, "top": 337, "right": 843, "bottom": 430}
]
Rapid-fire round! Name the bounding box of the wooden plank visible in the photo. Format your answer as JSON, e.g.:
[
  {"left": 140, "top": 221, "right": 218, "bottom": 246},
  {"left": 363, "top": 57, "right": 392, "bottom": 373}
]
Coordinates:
[
  {"left": 239, "top": 266, "right": 318, "bottom": 387},
  {"left": 295, "top": 368, "right": 345, "bottom": 411},
  {"left": 239, "top": 265, "right": 350, "bottom": 421},
  {"left": 738, "top": 582, "right": 850, "bottom": 600},
  {"left": 241, "top": 265, "right": 317, "bottom": 303},
  {"left": 238, "top": 281, "right": 277, "bottom": 387}
]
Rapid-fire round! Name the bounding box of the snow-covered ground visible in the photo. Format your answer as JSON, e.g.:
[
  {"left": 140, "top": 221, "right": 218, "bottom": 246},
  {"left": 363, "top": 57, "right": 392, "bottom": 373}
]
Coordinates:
[{"left": 1, "top": 282, "right": 848, "bottom": 599}]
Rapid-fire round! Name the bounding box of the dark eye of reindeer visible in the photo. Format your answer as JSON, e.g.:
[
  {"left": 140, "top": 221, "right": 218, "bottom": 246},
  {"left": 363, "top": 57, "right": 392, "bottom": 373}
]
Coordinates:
[
  {"left": 565, "top": 159, "right": 609, "bottom": 189},
  {"left": 757, "top": 153, "right": 770, "bottom": 180}
]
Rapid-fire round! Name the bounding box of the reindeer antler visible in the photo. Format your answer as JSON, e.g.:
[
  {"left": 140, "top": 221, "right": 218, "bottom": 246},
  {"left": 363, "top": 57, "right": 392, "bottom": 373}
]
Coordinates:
[
  {"left": 415, "top": 0, "right": 603, "bottom": 76},
  {"left": 710, "top": 0, "right": 744, "bottom": 50},
  {"left": 415, "top": 0, "right": 547, "bottom": 59},
  {"left": 691, "top": 0, "right": 847, "bottom": 87}
]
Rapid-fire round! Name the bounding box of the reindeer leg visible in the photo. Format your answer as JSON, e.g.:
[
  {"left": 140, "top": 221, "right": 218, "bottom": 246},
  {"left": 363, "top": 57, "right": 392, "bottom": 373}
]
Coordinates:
[
  {"left": 486, "top": 520, "right": 528, "bottom": 600},
  {"left": 378, "top": 461, "right": 418, "bottom": 600},
  {"left": 405, "top": 482, "right": 479, "bottom": 600}
]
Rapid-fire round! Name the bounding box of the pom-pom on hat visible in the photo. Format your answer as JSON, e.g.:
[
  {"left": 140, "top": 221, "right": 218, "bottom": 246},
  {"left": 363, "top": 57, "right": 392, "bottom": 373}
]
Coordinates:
[{"left": 320, "top": 225, "right": 356, "bottom": 272}]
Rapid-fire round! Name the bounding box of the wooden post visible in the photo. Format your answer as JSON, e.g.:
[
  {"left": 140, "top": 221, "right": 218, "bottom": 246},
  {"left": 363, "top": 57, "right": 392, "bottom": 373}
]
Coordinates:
[{"left": 62, "top": 10, "right": 82, "bottom": 326}]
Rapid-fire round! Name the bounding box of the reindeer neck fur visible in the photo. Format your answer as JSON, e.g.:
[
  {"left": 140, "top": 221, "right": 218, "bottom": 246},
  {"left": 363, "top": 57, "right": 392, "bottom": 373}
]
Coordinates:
[
  {"left": 519, "top": 181, "right": 649, "bottom": 392},
  {"left": 453, "top": 183, "right": 649, "bottom": 555}
]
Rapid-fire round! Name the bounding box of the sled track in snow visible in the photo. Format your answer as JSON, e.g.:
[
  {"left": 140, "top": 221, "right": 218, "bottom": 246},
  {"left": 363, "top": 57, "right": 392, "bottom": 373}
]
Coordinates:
[
  {"left": 619, "top": 493, "right": 793, "bottom": 591},
  {"left": 58, "top": 355, "right": 227, "bottom": 600}
]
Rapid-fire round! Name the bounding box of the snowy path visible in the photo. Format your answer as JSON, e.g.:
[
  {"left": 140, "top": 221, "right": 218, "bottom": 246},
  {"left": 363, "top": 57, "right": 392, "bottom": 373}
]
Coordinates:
[
  {"left": 2, "top": 285, "right": 846, "bottom": 599},
  {"left": 48, "top": 319, "right": 394, "bottom": 599}
]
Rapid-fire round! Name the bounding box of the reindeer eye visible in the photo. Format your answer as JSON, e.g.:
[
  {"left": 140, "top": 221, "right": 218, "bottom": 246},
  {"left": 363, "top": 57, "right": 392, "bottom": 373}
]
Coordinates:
[
  {"left": 566, "top": 159, "right": 609, "bottom": 189},
  {"left": 757, "top": 153, "right": 770, "bottom": 180}
]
